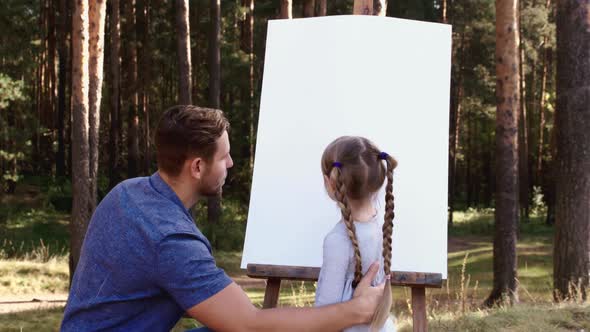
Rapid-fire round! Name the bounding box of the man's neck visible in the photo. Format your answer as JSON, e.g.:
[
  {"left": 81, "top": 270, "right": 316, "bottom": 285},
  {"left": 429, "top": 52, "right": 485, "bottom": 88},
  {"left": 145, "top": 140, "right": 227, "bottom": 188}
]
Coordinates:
[{"left": 158, "top": 170, "right": 200, "bottom": 209}]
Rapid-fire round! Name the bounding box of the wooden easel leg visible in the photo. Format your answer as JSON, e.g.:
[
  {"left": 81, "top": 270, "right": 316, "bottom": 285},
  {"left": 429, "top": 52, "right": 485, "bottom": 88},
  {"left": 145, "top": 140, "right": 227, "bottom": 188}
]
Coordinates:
[
  {"left": 263, "top": 277, "right": 282, "bottom": 308},
  {"left": 411, "top": 287, "right": 427, "bottom": 332}
]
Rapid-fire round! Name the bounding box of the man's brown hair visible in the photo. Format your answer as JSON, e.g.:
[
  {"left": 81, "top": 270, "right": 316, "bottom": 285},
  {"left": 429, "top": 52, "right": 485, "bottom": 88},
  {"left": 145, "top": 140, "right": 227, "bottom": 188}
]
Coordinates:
[{"left": 155, "top": 105, "right": 229, "bottom": 176}]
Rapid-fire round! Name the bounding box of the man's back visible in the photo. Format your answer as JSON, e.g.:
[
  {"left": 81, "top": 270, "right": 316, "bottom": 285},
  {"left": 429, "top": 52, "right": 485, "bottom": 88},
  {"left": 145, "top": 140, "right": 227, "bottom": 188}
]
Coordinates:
[{"left": 61, "top": 173, "right": 231, "bottom": 331}]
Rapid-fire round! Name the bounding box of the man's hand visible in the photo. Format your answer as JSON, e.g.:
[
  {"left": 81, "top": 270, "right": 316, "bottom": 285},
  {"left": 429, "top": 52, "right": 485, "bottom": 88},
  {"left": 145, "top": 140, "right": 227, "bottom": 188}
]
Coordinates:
[{"left": 351, "top": 262, "right": 387, "bottom": 323}]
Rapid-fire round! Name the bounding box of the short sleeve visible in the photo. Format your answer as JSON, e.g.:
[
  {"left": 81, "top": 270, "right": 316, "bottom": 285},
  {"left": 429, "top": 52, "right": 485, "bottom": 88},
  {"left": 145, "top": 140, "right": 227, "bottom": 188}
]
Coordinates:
[
  {"left": 315, "top": 232, "right": 351, "bottom": 307},
  {"left": 156, "top": 233, "right": 233, "bottom": 310}
]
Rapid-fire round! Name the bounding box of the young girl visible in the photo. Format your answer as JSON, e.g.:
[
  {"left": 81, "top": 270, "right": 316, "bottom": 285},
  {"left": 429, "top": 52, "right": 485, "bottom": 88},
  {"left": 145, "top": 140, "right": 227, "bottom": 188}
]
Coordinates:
[{"left": 315, "top": 136, "right": 397, "bottom": 332}]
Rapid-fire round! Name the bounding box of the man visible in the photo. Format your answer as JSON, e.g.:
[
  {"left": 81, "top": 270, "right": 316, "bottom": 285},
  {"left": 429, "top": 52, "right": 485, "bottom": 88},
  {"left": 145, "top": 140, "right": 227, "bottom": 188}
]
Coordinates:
[{"left": 61, "top": 105, "right": 385, "bottom": 331}]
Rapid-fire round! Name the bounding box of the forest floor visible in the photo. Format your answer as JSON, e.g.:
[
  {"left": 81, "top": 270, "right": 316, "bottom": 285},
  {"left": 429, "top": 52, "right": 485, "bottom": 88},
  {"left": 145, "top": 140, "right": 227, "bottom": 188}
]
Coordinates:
[{"left": 1, "top": 182, "right": 588, "bottom": 331}]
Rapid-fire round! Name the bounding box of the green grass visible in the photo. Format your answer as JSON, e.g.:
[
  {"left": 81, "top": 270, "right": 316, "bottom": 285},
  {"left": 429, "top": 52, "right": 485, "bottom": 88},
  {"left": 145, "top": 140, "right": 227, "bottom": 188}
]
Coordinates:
[
  {"left": 3, "top": 302, "right": 590, "bottom": 332},
  {"left": 399, "top": 303, "right": 590, "bottom": 331},
  {"left": 0, "top": 257, "right": 69, "bottom": 296},
  {"left": 0, "top": 187, "right": 573, "bottom": 331},
  {"left": 0, "top": 206, "right": 69, "bottom": 260}
]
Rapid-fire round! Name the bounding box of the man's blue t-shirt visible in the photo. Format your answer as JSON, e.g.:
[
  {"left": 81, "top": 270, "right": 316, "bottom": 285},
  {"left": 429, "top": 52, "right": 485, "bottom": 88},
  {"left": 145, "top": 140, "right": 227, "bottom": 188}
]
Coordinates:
[{"left": 61, "top": 172, "right": 232, "bottom": 331}]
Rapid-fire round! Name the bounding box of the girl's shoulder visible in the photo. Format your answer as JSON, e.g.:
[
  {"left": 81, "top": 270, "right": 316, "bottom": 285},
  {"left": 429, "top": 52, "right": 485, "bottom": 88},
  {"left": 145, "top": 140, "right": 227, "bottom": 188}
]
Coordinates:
[{"left": 323, "top": 220, "right": 352, "bottom": 249}]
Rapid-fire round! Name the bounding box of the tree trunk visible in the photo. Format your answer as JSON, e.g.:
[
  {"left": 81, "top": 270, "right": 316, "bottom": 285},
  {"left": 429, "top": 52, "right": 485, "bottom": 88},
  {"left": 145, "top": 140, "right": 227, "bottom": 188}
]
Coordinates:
[
  {"left": 70, "top": 0, "right": 91, "bottom": 281},
  {"left": 137, "top": 0, "right": 150, "bottom": 174},
  {"left": 374, "top": 0, "right": 387, "bottom": 16},
  {"left": 448, "top": 31, "right": 465, "bottom": 226},
  {"left": 317, "top": 0, "right": 327, "bottom": 16},
  {"left": 537, "top": 0, "right": 552, "bottom": 182},
  {"left": 209, "top": 0, "right": 220, "bottom": 109},
  {"left": 208, "top": 0, "right": 222, "bottom": 243},
  {"left": 303, "top": 0, "right": 315, "bottom": 17},
  {"left": 109, "top": 0, "right": 121, "bottom": 188},
  {"left": 176, "top": 0, "right": 192, "bottom": 105},
  {"left": 353, "top": 0, "right": 372, "bottom": 15},
  {"left": 56, "top": 0, "right": 68, "bottom": 177},
  {"left": 280, "top": 0, "right": 292, "bottom": 19},
  {"left": 48, "top": 0, "right": 57, "bottom": 172},
  {"left": 485, "top": 0, "right": 520, "bottom": 307},
  {"left": 518, "top": 4, "right": 529, "bottom": 220},
  {"left": 553, "top": 0, "right": 590, "bottom": 302},
  {"left": 124, "top": 0, "right": 139, "bottom": 178},
  {"left": 67, "top": 0, "right": 73, "bottom": 176},
  {"left": 191, "top": 1, "right": 200, "bottom": 104},
  {"left": 240, "top": 0, "right": 255, "bottom": 170},
  {"left": 88, "top": 0, "right": 106, "bottom": 209}
]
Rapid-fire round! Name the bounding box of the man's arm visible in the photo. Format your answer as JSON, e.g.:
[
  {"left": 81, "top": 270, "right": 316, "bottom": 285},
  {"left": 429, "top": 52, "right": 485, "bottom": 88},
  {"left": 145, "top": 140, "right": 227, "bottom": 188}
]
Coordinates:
[{"left": 187, "top": 262, "right": 385, "bottom": 332}]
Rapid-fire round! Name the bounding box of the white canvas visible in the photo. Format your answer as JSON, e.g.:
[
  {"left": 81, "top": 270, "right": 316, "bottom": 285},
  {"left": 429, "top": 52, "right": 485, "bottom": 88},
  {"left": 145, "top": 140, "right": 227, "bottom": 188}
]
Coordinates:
[{"left": 240, "top": 15, "right": 452, "bottom": 279}]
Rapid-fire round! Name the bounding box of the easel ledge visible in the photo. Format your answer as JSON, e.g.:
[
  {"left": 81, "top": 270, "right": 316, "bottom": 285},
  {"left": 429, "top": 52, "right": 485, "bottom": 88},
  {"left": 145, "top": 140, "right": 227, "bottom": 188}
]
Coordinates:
[{"left": 246, "top": 263, "right": 443, "bottom": 332}]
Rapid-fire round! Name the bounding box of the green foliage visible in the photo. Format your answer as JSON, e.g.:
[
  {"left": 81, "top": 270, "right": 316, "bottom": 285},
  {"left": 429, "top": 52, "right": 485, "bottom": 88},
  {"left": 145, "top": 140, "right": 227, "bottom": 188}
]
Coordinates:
[
  {"left": 193, "top": 197, "right": 248, "bottom": 251},
  {"left": 46, "top": 177, "right": 72, "bottom": 212},
  {"left": 0, "top": 74, "right": 25, "bottom": 109}
]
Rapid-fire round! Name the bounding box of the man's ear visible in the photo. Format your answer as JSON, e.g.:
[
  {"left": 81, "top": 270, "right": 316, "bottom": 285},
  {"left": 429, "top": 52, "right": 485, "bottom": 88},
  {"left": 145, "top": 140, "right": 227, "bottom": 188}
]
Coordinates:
[{"left": 189, "top": 157, "right": 203, "bottom": 180}]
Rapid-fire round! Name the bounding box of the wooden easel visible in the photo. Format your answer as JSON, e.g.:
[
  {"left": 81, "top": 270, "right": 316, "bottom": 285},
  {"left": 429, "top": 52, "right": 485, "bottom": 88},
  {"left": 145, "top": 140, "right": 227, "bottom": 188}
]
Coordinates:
[{"left": 247, "top": 264, "right": 443, "bottom": 332}]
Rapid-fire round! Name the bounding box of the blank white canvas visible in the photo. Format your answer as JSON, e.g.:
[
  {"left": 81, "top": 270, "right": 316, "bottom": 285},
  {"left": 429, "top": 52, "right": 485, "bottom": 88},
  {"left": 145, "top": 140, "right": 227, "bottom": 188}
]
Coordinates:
[{"left": 240, "top": 15, "right": 451, "bottom": 279}]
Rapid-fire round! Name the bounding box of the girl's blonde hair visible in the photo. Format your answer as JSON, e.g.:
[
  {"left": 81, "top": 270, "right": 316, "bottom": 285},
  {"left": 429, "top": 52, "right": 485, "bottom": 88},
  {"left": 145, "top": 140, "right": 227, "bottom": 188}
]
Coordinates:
[{"left": 321, "top": 136, "right": 397, "bottom": 331}]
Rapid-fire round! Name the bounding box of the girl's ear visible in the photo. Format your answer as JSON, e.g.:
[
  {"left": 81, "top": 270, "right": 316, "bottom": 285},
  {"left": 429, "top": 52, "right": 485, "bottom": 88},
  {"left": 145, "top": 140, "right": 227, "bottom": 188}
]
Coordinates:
[
  {"left": 324, "top": 174, "right": 337, "bottom": 200},
  {"left": 323, "top": 174, "right": 333, "bottom": 191}
]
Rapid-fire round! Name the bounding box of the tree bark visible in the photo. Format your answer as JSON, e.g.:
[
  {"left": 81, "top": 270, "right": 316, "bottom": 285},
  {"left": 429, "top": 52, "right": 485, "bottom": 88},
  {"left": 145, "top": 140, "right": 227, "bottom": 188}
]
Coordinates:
[
  {"left": 124, "top": 0, "right": 139, "bottom": 178},
  {"left": 518, "top": 2, "right": 529, "bottom": 220},
  {"left": 56, "top": 0, "right": 68, "bottom": 177},
  {"left": 317, "top": 0, "right": 327, "bottom": 16},
  {"left": 70, "top": 0, "right": 91, "bottom": 281},
  {"left": 109, "top": 0, "right": 121, "bottom": 188},
  {"left": 485, "top": 0, "right": 520, "bottom": 307},
  {"left": 88, "top": 0, "right": 106, "bottom": 209},
  {"left": 553, "top": 0, "right": 590, "bottom": 301},
  {"left": 176, "top": 0, "right": 192, "bottom": 105},
  {"left": 303, "top": 0, "right": 315, "bottom": 17},
  {"left": 280, "top": 0, "right": 292, "bottom": 19},
  {"left": 353, "top": 0, "right": 372, "bottom": 15},
  {"left": 374, "top": 0, "right": 387, "bottom": 16},
  {"left": 208, "top": 0, "right": 222, "bottom": 244},
  {"left": 137, "top": 0, "right": 150, "bottom": 174}
]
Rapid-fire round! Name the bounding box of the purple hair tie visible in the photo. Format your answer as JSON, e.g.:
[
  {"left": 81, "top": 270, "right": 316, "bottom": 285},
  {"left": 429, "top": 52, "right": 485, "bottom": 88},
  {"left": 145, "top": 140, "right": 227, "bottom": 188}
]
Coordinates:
[
  {"left": 332, "top": 162, "right": 343, "bottom": 169},
  {"left": 378, "top": 152, "right": 389, "bottom": 160}
]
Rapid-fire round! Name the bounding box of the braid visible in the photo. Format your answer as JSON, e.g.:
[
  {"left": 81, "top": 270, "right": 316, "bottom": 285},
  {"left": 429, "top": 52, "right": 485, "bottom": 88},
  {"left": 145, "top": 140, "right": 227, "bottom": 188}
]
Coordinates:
[
  {"left": 332, "top": 167, "right": 363, "bottom": 288},
  {"left": 382, "top": 155, "right": 397, "bottom": 274}
]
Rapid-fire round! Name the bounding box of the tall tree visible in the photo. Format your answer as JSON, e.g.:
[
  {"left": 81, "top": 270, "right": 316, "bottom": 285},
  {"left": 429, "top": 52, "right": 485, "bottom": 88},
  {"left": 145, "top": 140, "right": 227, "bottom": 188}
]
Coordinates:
[
  {"left": 553, "top": 0, "right": 590, "bottom": 301},
  {"left": 280, "top": 0, "right": 292, "bottom": 19},
  {"left": 56, "top": 0, "right": 68, "bottom": 177},
  {"left": 303, "top": 0, "right": 315, "bottom": 17},
  {"left": 317, "top": 0, "right": 327, "bottom": 16},
  {"left": 208, "top": 0, "right": 222, "bottom": 241},
  {"left": 353, "top": 0, "right": 372, "bottom": 15},
  {"left": 70, "top": 0, "right": 90, "bottom": 279},
  {"left": 137, "top": 0, "right": 150, "bottom": 174},
  {"left": 109, "top": 0, "right": 121, "bottom": 189},
  {"left": 240, "top": 0, "right": 255, "bottom": 169},
  {"left": 518, "top": 0, "right": 530, "bottom": 220},
  {"left": 176, "top": 0, "right": 192, "bottom": 104},
  {"left": 88, "top": 0, "right": 106, "bottom": 209},
  {"left": 374, "top": 0, "right": 387, "bottom": 16},
  {"left": 124, "top": 0, "right": 140, "bottom": 178},
  {"left": 536, "top": 0, "right": 552, "bottom": 181},
  {"left": 485, "top": 0, "right": 520, "bottom": 306},
  {"left": 448, "top": 31, "right": 465, "bottom": 226},
  {"left": 47, "top": 0, "right": 57, "bottom": 171}
]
